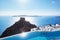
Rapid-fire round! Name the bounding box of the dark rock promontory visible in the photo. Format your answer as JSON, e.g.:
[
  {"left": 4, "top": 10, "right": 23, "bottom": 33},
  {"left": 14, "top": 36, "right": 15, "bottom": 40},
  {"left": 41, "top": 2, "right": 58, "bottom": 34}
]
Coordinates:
[{"left": 0, "top": 17, "right": 37, "bottom": 38}]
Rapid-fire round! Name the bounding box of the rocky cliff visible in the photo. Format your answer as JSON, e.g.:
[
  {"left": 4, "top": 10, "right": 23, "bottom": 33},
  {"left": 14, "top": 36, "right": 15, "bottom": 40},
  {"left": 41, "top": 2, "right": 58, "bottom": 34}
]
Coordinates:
[{"left": 0, "top": 17, "right": 37, "bottom": 38}]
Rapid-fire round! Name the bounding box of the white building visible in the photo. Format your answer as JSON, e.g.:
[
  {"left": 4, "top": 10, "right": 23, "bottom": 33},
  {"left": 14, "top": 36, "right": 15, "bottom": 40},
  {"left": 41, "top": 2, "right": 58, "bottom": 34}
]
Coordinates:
[{"left": 31, "top": 24, "right": 60, "bottom": 32}]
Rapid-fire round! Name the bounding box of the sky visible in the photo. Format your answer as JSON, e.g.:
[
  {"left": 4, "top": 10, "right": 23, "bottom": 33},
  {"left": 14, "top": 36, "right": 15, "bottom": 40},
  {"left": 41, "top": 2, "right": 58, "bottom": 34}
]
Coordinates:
[{"left": 0, "top": 0, "right": 60, "bottom": 16}]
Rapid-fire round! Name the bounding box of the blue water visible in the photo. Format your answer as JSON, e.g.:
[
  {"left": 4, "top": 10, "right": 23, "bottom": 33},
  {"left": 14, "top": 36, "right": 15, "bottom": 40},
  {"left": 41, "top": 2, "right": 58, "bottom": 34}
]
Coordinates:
[
  {"left": 2, "top": 31, "right": 60, "bottom": 40},
  {"left": 0, "top": 16, "right": 60, "bottom": 40}
]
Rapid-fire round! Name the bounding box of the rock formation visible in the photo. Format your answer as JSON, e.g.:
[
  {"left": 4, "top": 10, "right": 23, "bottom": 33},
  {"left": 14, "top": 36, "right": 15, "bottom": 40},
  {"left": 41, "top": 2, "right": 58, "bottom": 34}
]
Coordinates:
[{"left": 0, "top": 17, "right": 37, "bottom": 38}]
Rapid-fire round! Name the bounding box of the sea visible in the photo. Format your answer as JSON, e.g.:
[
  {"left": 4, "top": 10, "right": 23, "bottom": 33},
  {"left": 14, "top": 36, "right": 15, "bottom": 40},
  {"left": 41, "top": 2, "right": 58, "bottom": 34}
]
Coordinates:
[{"left": 0, "top": 16, "right": 60, "bottom": 40}]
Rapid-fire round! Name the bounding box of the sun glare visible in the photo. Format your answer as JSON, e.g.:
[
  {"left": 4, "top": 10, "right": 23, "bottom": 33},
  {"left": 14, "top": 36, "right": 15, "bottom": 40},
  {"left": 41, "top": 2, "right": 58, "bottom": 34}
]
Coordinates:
[
  {"left": 18, "top": 0, "right": 29, "bottom": 4},
  {"left": 25, "top": 17, "right": 36, "bottom": 24},
  {"left": 20, "top": 32, "right": 27, "bottom": 38}
]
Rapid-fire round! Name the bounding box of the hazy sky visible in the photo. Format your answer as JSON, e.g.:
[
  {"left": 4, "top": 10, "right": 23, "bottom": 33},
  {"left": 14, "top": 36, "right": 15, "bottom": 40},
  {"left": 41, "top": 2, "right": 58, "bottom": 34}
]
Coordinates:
[{"left": 0, "top": 0, "right": 60, "bottom": 16}]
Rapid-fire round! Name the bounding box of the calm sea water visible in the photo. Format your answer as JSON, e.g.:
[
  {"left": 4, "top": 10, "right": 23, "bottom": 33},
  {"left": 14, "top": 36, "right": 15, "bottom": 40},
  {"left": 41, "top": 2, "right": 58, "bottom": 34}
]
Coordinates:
[{"left": 0, "top": 16, "right": 60, "bottom": 40}]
